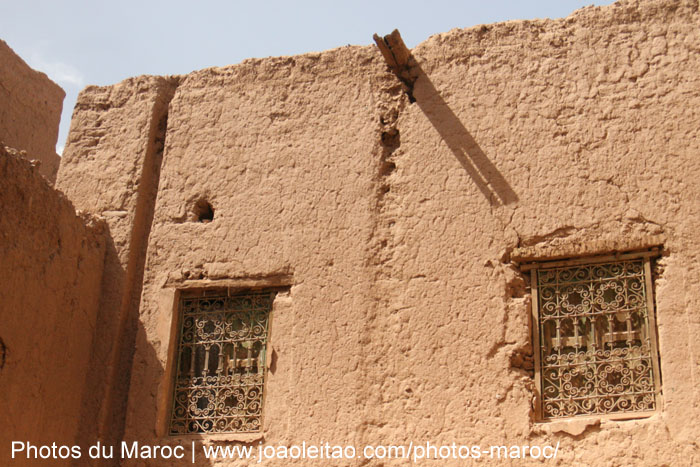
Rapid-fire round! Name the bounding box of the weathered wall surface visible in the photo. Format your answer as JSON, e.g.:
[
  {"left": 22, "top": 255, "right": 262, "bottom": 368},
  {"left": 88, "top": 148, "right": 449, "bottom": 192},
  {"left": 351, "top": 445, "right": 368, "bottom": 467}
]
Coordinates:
[
  {"left": 383, "top": 0, "right": 700, "bottom": 464},
  {"left": 0, "top": 146, "right": 106, "bottom": 465},
  {"left": 0, "top": 39, "right": 64, "bottom": 183},
  {"left": 56, "top": 76, "right": 179, "bottom": 448},
  {"left": 121, "top": 49, "right": 387, "bottom": 462},
  {"left": 54, "top": 0, "right": 700, "bottom": 465}
]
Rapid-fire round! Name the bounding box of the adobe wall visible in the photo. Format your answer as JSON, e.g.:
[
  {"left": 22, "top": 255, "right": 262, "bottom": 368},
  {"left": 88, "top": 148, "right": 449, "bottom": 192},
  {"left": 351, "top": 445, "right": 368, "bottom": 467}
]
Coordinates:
[
  {"left": 381, "top": 0, "right": 699, "bottom": 463},
  {"left": 0, "top": 146, "right": 106, "bottom": 465},
  {"left": 0, "top": 40, "right": 64, "bottom": 183},
  {"left": 56, "top": 0, "right": 700, "bottom": 465},
  {"left": 123, "top": 48, "right": 386, "bottom": 455},
  {"left": 56, "top": 76, "right": 178, "bottom": 447}
]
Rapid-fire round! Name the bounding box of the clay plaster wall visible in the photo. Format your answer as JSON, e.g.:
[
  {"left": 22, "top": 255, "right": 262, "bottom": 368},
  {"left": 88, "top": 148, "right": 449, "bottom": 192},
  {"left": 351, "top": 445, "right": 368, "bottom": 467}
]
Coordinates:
[
  {"left": 123, "top": 48, "right": 386, "bottom": 456},
  {"left": 56, "top": 0, "right": 700, "bottom": 465},
  {"left": 56, "top": 76, "right": 178, "bottom": 446},
  {"left": 0, "top": 146, "right": 106, "bottom": 465},
  {"left": 0, "top": 39, "right": 64, "bottom": 183}
]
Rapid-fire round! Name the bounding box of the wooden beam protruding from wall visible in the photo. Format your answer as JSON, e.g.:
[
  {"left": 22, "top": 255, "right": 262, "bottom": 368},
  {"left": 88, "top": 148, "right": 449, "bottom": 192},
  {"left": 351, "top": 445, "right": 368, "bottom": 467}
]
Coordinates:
[{"left": 373, "top": 29, "right": 415, "bottom": 100}]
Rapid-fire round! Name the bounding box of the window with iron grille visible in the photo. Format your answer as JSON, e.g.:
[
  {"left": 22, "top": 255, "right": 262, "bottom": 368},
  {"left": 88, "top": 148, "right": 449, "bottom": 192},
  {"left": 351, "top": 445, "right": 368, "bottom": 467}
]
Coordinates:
[
  {"left": 529, "top": 253, "right": 661, "bottom": 420},
  {"left": 169, "top": 290, "right": 275, "bottom": 434}
]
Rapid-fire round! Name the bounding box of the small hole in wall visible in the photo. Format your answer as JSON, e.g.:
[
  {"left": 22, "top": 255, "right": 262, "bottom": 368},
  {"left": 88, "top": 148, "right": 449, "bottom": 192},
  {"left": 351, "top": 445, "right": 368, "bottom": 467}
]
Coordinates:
[
  {"left": 193, "top": 199, "right": 214, "bottom": 223},
  {"left": 381, "top": 129, "right": 400, "bottom": 150},
  {"left": 379, "top": 161, "right": 396, "bottom": 177}
]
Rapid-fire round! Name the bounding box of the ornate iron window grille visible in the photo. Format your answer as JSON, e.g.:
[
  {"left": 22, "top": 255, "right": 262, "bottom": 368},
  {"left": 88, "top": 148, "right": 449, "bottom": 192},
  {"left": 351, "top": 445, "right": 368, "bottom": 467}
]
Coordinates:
[
  {"left": 169, "top": 290, "right": 275, "bottom": 434},
  {"left": 530, "top": 255, "right": 661, "bottom": 420}
]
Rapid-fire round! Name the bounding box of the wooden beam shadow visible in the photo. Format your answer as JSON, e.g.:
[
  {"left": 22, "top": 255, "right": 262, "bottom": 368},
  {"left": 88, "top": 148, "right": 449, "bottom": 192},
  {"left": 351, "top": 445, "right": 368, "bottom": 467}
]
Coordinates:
[{"left": 412, "top": 64, "right": 519, "bottom": 206}]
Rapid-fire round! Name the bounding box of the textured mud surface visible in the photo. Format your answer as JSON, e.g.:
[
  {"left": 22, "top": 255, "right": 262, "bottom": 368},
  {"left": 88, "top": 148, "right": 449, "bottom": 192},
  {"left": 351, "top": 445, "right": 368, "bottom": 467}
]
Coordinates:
[
  {"left": 0, "top": 40, "right": 63, "bottom": 183},
  {"left": 0, "top": 146, "right": 105, "bottom": 465},
  {"left": 47, "top": 0, "right": 700, "bottom": 465}
]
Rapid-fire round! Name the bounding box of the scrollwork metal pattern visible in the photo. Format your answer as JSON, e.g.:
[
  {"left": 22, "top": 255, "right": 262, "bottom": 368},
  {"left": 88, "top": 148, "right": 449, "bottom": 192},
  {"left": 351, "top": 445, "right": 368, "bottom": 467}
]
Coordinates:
[
  {"left": 170, "top": 291, "right": 274, "bottom": 434},
  {"left": 536, "top": 260, "right": 657, "bottom": 419}
]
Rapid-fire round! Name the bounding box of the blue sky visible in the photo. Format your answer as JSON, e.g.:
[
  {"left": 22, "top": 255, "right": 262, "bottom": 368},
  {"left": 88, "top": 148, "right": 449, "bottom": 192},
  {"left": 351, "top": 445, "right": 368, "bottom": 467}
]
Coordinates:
[{"left": 1, "top": 0, "right": 615, "bottom": 153}]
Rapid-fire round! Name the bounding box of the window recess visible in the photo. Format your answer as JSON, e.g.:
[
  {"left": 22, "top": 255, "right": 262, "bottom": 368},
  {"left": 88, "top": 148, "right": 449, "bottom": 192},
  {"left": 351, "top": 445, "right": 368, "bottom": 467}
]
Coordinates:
[
  {"left": 525, "top": 251, "right": 662, "bottom": 421},
  {"left": 169, "top": 289, "right": 275, "bottom": 434}
]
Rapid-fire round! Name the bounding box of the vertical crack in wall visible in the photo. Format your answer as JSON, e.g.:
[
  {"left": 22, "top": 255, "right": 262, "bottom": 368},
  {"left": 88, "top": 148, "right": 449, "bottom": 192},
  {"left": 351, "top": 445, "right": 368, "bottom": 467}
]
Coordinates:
[
  {"left": 98, "top": 77, "right": 180, "bottom": 451},
  {"left": 359, "top": 71, "right": 408, "bottom": 449},
  {"left": 370, "top": 76, "right": 405, "bottom": 267}
]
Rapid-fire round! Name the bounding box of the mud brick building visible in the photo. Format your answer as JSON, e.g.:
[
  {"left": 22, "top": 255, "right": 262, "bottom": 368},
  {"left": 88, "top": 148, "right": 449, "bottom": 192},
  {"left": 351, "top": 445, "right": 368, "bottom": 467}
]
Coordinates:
[{"left": 1, "top": 0, "right": 699, "bottom": 465}]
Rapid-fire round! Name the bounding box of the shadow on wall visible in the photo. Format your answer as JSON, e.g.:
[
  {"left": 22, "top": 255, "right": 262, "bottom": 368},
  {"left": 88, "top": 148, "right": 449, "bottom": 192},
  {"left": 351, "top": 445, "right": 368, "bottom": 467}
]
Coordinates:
[
  {"left": 71, "top": 312, "right": 218, "bottom": 466},
  {"left": 129, "top": 315, "right": 219, "bottom": 466},
  {"left": 412, "top": 64, "right": 519, "bottom": 207},
  {"left": 72, "top": 230, "right": 122, "bottom": 459}
]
